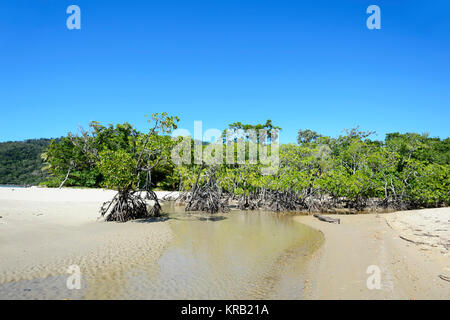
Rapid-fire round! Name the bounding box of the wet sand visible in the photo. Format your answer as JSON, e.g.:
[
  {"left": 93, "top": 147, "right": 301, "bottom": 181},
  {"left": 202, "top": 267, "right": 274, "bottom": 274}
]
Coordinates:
[
  {"left": 1, "top": 187, "right": 448, "bottom": 300},
  {"left": 0, "top": 187, "right": 321, "bottom": 300},
  {"left": 0, "top": 188, "right": 175, "bottom": 299},
  {"left": 297, "top": 209, "right": 450, "bottom": 299}
]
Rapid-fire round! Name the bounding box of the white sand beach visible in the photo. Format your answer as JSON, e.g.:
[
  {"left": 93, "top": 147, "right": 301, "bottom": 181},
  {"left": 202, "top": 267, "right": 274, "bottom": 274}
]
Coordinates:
[
  {"left": 0, "top": 187, "right": 176, "bottom": 299},
  {"left": 0, "top": 187, "right": 448, "bottom": 299},
  {"left": 297, "top": 209, "right": 449, "bottom": 299}
]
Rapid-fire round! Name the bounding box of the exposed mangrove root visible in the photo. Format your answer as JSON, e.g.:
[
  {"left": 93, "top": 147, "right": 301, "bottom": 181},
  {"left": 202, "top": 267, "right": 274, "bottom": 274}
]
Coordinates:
[
  {"left": 141, "top": 189, "right": 162, "bottom": 216},
  {"left": 237, "top": 195, "right": 261, "bottom": 210},
  {"left": 178, "top": 177, "right": 429, "bottom": 214},
  {"left": 175, "top": 191, "right": 190, "bottom": 205},
  {"left": 100, "top": 190, "right": 161, "bottom": 222},
  {"left": 232, "top": 188, "right": 416, "bottom": 214},
  {"left": 185, "top": 166, "right": 229, "bottom": 214}
]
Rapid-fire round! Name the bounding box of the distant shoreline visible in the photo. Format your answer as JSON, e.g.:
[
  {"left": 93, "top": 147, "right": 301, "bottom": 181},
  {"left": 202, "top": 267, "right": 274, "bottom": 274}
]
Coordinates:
[{"left": 0, "top": 185, "right": 26, "bottom": 188}]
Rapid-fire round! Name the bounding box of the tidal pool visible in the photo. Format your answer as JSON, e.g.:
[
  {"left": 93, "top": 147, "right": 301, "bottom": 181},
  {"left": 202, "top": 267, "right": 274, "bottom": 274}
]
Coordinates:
[
  {"left": 0, "top": 204, "right": 323, "bottom": 300},
  {"left": 117, "top": 204, "right": 324, "bottom": 299}
]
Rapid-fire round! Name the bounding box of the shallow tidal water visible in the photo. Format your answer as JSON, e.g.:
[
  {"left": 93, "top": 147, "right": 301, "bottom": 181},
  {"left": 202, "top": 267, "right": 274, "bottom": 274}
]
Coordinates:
[
  {"left": 111, "top": 204, "right": 323, "bottom": 299},
  {"left": 0, "top": 204, "right": 323, "bottom": 299}
]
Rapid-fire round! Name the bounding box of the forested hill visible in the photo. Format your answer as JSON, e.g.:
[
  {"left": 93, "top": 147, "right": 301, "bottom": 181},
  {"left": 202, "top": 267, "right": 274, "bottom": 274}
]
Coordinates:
[{"left": 0, "top": 138, "right": 56, "bottom": 185}]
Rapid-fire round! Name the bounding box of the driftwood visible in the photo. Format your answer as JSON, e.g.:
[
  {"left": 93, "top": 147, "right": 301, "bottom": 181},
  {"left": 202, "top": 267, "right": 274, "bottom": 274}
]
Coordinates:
[
  {"left": 438, "top": 275, "right": 450, "bottom": 282},
  {"left": 398, "top": 235, "right": 428, "bottom": 246},
  {"left": 313, "top": 214, "right": 340, "bottom": 224}
]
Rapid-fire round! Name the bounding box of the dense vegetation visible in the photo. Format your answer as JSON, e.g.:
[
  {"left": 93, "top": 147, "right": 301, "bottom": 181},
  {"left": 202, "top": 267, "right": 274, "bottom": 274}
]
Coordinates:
[
  {"left": 41, "top": 120, "right": 178, "bottom": 190},
  {"left": 176, "top": 127, "right": 449, "bottom": 212},
  {"left": 0, "top": 139, "right": 54, "bottom": 185},
  {"left": 40, "top": 115, "right": 449, "bottom": 215},
  {"left": 42, "top": 113, "right": 180, "bottom": 221}
]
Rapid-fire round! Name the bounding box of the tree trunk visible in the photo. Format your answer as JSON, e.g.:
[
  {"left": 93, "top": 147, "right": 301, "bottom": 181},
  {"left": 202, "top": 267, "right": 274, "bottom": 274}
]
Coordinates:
[{"left": 59, "top": 165, "right": 72, "bottom": 189}]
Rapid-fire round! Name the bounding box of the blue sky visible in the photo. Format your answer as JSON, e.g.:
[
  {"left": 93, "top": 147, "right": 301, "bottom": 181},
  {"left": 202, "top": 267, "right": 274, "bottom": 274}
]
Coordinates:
[{"left": 0, "top": 0, "right": 449, "bottom": 143}]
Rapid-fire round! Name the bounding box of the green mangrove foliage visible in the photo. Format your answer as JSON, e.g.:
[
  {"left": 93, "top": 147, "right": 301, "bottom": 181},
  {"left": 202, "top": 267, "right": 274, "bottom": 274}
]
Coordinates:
[
  {"left": 41, "top": 120, "right": 178, "bottom": 190},
  {"left": 43, "top": 113, "right": 179, "bottom": 221},
  {"left": 176, "top": 127, "right": 449, "bottom": 212},
  {"left": 41, "top": 117, "right": 449, "bottom": 214}
]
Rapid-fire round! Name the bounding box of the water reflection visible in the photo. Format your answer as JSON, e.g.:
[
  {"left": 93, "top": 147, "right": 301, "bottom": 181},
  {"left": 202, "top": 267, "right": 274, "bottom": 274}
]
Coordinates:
[{"left": 123, "top": 204, "right": 323, "bottom": 299}]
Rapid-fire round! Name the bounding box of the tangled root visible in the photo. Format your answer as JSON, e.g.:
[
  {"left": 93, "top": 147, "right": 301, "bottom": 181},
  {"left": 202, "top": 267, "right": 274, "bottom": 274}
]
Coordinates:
[
  {"left": 100, "top": 190, "right": 161, "bottom": 222},
  {"left": 185, "top": 166, "right": 229, "bottom": 214}
]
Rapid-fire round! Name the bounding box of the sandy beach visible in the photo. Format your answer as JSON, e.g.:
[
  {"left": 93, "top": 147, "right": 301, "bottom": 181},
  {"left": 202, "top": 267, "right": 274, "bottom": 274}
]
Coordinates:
[
  {"left": 0, "top": 187, "right": 176, "bottom": 299},
  {"left": 0, "top": 187, "right": 449, "bottom": 299},
  {"left": 297, "top": 209, "right": 450, "bottom": 299}
]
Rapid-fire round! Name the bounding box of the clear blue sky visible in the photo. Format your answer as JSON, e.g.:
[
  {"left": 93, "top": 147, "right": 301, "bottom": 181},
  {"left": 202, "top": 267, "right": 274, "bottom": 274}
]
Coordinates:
[{"left": 0, "top": 0, "right": 449, "bottom": 143}]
